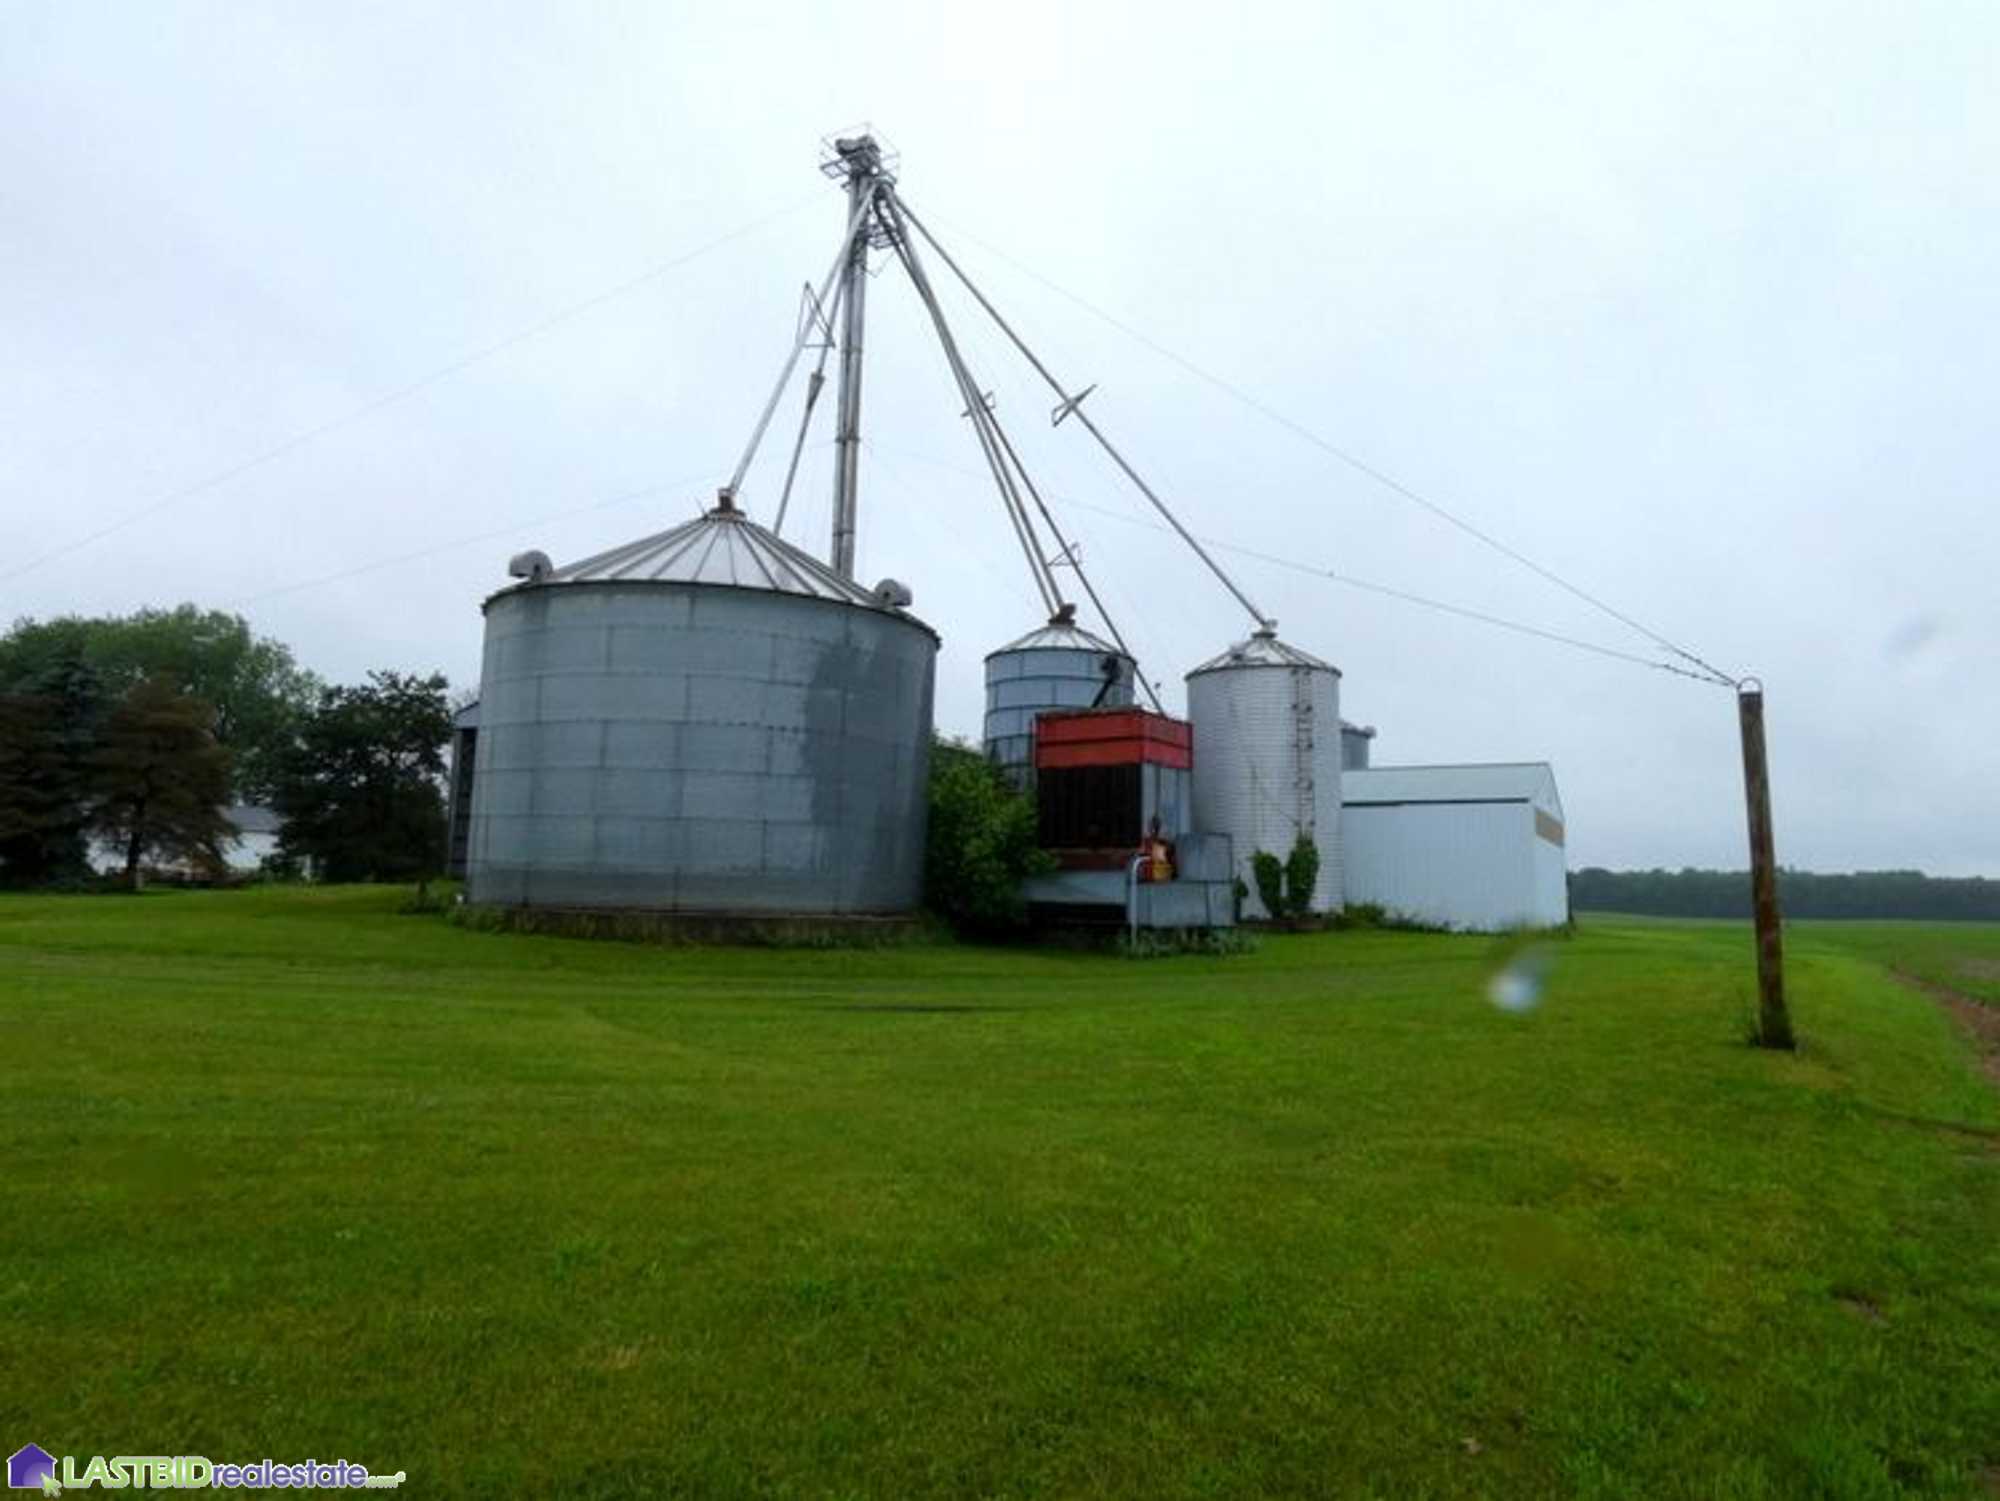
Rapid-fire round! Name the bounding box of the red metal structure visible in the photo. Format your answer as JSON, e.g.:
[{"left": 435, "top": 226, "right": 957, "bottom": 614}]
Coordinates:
[
  {"left": 1035, "top": 710, "right": 1192, "bottom": 771},
  {"left": 1033, "top": 708, "right": 1194, "bottom": 867}
]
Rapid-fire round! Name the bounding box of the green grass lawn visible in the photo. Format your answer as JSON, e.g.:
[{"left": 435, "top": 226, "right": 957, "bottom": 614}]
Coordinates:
[{"left": 4, "top": 889, "right": 1996, "bottom": 1499}]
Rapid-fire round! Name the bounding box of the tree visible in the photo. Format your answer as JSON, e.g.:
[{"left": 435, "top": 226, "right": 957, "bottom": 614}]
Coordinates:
[
  {"left": 272, "top": 670, "right": 452, "bottom": 890},
  {"left": 0, "top": 605, "right": 319, "bottom": 802},
  {"left": 0, "top": 654, "right": 105, "bottom": 886},
  {"left": 924, "top": 740, "right": 1052, "bottom": 936},
  {"left": 85, "top": 678, "right": 235, "bottom": 889}
]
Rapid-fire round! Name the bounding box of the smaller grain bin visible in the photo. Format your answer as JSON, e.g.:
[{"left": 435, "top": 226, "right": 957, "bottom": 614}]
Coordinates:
[
  {"left": 465, "top": 499, "right": 938, "bottom": 915},
  {"left": 1185, "top": 629, "right": 1343, "bottom": 918},
  {"left": 1340, "top": 720, "right": 1376, "bottom": 770},
  {"left": 982, "top": 610, "right": 1136, "bottom": 786}
]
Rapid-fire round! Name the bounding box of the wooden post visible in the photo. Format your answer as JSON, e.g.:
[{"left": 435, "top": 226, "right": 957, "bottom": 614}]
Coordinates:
[{"left": 1737, "top": 682, "right": 1794, "bottom": 1049}]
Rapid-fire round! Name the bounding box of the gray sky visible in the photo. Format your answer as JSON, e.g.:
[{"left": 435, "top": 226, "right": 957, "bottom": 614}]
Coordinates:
[{"left": 6, "top": 1, "right": 1995, "bottom": 874}]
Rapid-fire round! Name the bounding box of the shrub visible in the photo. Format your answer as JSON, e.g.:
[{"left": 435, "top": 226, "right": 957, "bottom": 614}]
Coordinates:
[
  {"left": 1334, "top": 901, "right": 1388, "bottom": 930},
  {"left": 1117, "top": 926, "right": 1259, "bottom": 959},
  {"left": 924, "top": 740, "right": 1052, "bottom": 937},
  {"left": 1284, "top": 834, "right": 1321, "bottom": 918},
  {"left": 1250, "top": 850, "right": 1286, "bottom": 920}
]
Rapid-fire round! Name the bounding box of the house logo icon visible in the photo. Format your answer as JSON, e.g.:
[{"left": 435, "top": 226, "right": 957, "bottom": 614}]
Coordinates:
[{"left": 6, "top": 1444, "right": 56, "bottom": 1491}]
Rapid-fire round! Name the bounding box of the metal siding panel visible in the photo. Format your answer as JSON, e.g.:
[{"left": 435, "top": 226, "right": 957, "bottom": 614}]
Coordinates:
[
  {"left": 467, "top": 585, "right": 934, "bottom": 913},
  {"left": 1177, "top": 832, "right": 1234, "bottom": 882},
  {"left": 1343, "top": 802, "right": 1542, "bottom": 931},
  {"left": 1136, "top": 884, "right": 1211, "bottom": 927},
  {"left": 982, "top": 641, "right": 1136, "bottom": 776},
  {"left": 1533, "top": 825, "right": 1571, "bottom": 926}
]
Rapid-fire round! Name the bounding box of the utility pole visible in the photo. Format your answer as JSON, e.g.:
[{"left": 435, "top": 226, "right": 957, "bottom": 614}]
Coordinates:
[
  {"left": 1737, "top": 680, "right": 1793, "bottom": 1050},
  {"left": 824, "top": 135, "right": 887, "bottom": 580}
]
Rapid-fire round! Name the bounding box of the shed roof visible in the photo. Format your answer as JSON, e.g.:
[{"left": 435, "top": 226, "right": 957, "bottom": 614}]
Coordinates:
[{"left": 1343, "top": 763, "right": 1561, "bottom": 814}]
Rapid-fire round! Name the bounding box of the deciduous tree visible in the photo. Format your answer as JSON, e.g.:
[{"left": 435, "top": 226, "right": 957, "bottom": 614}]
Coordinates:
[
  {"left": 0, "top": 605, "right": 318, "bottom": 802},
  {"left": 272, "top": 671, "right": 452, "bottom": 890}
]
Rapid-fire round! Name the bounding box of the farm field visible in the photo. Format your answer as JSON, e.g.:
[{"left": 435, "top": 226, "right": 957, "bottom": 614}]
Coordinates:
[{"left": 3, "top": 888, "right": 1997, "bottom": 1499}]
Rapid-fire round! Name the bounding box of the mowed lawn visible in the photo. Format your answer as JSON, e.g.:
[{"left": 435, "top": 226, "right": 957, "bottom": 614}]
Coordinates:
[{"left": 3, "top": 890, "right": 1997, "bottom": 1499}]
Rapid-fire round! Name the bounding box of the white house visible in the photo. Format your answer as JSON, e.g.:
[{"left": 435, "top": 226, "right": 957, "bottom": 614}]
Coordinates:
[
  {"left": 87, "top": 804, "right": 283, "bottom": 878},
  {"left": 1342, "top": 763, "right": 1569, "bottom": 930}
]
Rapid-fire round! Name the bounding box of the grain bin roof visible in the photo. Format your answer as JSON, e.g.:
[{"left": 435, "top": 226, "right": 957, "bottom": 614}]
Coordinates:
[
  {"left": 986, "top": 620, "right": 1130, "bottom": 658},
  {"left": 544, "top": 504, "right": 886, "bottom": 606},
  {"left": 1185, "top": 628, "right": 1338, "bottom": 677}
]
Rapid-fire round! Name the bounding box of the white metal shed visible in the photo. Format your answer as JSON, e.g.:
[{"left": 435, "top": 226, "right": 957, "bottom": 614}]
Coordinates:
[{"left": 1341, "top": 763, "right": 1568, "bottom": 931}]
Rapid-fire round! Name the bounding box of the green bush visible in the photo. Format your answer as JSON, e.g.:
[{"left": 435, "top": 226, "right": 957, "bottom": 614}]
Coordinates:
[
  {"left": 1250, "top": 850, "right": 1286, "bottom": 920},
  {"left": 1284, "top": 834, "right": 1321, "bottom": 918},
  {"left": 1116, "top": 926, "right": 1259, "bottom": 959},
  {"left": 924, "top": 740, "right": 1052, "bottom": 937}
]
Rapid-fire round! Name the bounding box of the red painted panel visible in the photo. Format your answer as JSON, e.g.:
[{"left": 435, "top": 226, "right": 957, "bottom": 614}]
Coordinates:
[
  {"left": 1038, "top": 740, "right": 1192, "bottom": 770},
  {"left": 1035, "top": 709, "right": 1194, "bottom": 770}
]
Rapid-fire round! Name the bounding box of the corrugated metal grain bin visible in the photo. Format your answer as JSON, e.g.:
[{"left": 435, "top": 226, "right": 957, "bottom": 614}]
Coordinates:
[
  {"left": 1185, "top": 629, "right": 1343, "bottom": 918},
  {"left": 464, "top": 501, "right": 938, "bottom": 914},
  {"left": 1340, "top": 720, "right": 1375, "bottom": 770},
  {"left": 983, "top": 615, "right": 1135, "bottom": 786}
]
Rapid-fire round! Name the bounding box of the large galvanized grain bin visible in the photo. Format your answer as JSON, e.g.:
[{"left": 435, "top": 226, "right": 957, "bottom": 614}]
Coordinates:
[
  {"left": 465, "top": 502, "right": 938, "bottom": 914},
  {"left": 1185, "top": 629, "right": 1343, "bottom": 918}
]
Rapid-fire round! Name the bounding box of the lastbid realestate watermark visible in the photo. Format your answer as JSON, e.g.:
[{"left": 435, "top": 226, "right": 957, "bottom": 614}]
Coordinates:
[{"left": 6, "top": 1443, "right": 404, "bottom": 1492}]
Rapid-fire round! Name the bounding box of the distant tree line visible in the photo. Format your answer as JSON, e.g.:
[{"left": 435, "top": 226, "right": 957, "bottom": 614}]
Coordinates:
[
  {"left": 1570, "top": 867, "right": 2000, "bottom": 922},
  {"left": 0, "top": 605, "right": 451, "bottom": 890}
]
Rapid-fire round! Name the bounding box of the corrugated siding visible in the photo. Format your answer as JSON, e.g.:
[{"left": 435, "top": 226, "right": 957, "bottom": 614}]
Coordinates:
[
  {"left": 466, "top": 582, "right": 936, "bottom": 914},
  {"left": 982, "top": 645, "right": 1135, "bottom": 778},
  {"left": 1344, "top": 801, "right": 1568, "bottom": 930},
  {"left": 1533, "top": 828, "right": 1571, "bottom": 926},
  {"left": 1187, "top": 659, "right": 1341, "bottom": 918}
]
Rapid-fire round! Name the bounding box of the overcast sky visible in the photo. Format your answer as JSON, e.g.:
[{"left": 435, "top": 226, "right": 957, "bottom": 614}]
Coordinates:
[{"left": 5, "top": 1, "right": 1995, "bottom": 874}]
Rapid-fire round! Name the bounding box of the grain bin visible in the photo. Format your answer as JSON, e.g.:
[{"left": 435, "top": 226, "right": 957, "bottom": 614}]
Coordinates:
[
  {"left": 982, "top": 612, "right": 1136, "bottom": 786},
  {"left": 1185, "top": 629, "right": 1342, "bottom": 918},
  {"left": 1340, "top": 720, "right": 1376, "bottom": 770},
  {"left": 464, "top": 499, "right": 938, "bottom": 914}
]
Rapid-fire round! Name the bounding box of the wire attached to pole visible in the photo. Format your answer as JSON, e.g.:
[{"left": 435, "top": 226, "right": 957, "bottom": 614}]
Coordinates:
[
  {"left": 917, "top": 206, "right": 1742, "bottom": 687},
  {"left": 887, "top": 188, "right": 1277, "bottom": 636}
]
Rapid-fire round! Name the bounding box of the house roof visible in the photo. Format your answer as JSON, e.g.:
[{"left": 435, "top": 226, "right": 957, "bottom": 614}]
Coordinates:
[
  {"left": 1343, "top": 762, "right": 1561, "bottom": 814},
  {"left": 224, "top": 804, "right": 283, "bottom": 835}
]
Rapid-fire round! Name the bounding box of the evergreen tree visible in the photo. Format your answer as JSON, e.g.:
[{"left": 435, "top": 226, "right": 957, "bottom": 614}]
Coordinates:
[
  {"left": 0, "top": 654, "right": 105, "bottom": 886},
  {"left": 86, "top": 678, "right": 235, "bottom": 889}
]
